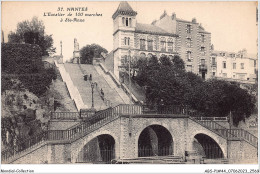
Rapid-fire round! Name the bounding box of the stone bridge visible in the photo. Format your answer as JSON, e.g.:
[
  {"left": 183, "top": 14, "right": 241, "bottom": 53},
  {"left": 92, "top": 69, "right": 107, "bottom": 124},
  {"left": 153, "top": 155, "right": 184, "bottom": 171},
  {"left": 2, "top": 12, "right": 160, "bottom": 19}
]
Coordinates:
[{"left": 2, "top": 105, "right": 257, "bottom": 164}]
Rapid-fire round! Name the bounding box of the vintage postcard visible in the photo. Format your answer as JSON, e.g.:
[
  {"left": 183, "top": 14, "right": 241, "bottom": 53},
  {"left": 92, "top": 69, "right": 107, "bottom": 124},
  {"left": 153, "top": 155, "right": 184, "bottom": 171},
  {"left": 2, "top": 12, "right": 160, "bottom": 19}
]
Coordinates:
[{"left": 1, "top": 1, "right": 259, "bottom": 173}]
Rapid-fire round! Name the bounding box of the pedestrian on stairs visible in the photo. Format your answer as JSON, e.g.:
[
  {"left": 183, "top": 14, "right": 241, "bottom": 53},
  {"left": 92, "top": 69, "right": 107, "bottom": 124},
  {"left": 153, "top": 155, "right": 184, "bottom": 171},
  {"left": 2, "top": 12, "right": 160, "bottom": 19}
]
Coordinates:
[{"left": 101, "top": 88, "right": 104, "bottom": 100}]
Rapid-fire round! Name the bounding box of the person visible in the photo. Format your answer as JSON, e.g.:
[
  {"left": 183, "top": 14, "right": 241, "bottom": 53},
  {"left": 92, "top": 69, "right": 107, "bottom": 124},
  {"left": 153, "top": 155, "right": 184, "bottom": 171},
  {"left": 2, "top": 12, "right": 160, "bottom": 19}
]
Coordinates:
[
  {"left": 84, "top": 75, "right": 88, "bottom": 81},
  {"left": 89, "top": 74, "right": 92, "bottom": 81},
  {"left": 100, "top": 88, "right": 104, "bottom": 100}
]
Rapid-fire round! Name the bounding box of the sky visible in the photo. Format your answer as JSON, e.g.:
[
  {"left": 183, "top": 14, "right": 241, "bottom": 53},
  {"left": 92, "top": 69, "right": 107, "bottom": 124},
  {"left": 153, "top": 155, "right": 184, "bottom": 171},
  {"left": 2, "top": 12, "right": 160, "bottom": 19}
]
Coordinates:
[{"left": 1, "top": 1, "right": 258, "bottom": 61}]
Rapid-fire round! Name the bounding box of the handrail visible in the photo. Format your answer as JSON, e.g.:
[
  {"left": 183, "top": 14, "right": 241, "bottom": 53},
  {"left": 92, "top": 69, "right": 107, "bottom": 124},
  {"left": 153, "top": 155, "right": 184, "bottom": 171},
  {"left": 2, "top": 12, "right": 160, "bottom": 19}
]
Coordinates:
[
  {"left": 228, "top": 129, "right": 258, "bottom": 147},
  {"left": 51, "top": 112, "right": 80, "bottom": 120},
  {"left": 190, "top": 117, "right": 238, "bottom": 140},
  {"left": 2, "top": 104, "right": 144, "bottom": 162},
  {"left": 191, "top": 117, "right": 258, "bottom": 148}
]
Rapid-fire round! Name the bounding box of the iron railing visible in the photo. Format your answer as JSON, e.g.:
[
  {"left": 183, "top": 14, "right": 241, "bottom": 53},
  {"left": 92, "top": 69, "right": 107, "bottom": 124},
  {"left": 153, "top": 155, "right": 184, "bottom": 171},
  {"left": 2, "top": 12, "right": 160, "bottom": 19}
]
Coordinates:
[
  {"left": 191, "top": 118, "right": 258, "bottom": 148},
  {"left": 50, "top": 112, "right": 80, "bottom": 120}
]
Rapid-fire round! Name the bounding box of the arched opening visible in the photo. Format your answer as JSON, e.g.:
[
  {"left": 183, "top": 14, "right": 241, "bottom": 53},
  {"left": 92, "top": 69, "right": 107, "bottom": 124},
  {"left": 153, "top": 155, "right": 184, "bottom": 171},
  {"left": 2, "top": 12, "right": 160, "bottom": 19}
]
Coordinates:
[
  {"left": 138, "top": 125, "right": 173, "bottom": 157},
  {"left": 193, "top": 134, "right": 224, "bottom": 159},
  {"left": 77, "top": 134, "right": 115, "bottom": 163}
]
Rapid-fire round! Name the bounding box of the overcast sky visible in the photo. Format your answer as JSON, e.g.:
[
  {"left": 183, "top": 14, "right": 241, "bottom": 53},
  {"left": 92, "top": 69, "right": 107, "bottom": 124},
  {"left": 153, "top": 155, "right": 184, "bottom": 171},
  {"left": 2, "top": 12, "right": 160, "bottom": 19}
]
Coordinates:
[{"left": 2, "top": 1, "right": 258, "bottom": 61}]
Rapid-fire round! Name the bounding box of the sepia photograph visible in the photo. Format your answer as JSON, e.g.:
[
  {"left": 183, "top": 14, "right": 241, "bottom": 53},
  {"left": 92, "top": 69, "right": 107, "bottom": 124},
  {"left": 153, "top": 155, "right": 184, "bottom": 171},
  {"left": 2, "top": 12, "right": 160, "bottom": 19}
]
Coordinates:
[{"left": 1, "top": 0, "right": 259, "bottom": 173}]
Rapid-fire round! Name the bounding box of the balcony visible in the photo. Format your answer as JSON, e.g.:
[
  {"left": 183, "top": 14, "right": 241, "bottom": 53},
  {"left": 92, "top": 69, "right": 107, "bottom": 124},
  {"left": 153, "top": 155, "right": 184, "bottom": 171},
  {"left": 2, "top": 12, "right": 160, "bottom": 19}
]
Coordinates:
[{"left": 199, "top": 64, "right": 207, "bottom": 73}]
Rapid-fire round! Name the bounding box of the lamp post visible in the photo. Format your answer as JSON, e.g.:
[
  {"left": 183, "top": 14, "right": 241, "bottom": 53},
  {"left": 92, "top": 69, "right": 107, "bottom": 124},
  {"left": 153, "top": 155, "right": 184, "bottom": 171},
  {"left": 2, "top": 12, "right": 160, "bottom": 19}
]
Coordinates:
[
  {"left": 91, "top": 82, "right": 94, "bottom": 108},
  {"left": 128, "top": 49, "right": 132, "bottom": 104}
]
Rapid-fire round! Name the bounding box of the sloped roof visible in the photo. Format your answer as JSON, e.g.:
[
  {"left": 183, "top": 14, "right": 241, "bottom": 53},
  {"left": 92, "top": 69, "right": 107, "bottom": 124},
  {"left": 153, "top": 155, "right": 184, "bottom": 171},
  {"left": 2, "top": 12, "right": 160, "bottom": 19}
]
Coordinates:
[
  {"left": 112, "top": 1, "right": 137, "bottom": 19},
  {"left": 199, "top": 25, "right": 210, "bottom": 34},
  {"left": 136, "top": 23, "right": 177, "bottom": 36}
]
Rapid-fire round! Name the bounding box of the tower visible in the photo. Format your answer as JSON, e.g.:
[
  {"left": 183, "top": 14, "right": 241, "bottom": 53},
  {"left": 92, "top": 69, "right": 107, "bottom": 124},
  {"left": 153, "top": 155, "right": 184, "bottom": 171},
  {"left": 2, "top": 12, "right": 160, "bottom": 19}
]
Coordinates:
[{"left": 112, "top": 1, "right": 137, "bottom": 79}]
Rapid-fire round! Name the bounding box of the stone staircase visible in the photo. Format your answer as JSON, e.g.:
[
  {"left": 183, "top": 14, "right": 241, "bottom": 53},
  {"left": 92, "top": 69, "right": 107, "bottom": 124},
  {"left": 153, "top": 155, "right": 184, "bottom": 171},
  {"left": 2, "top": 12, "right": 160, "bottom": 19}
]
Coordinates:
[
  {"left": 94, "top": 65, "right": 130, "bottom": 104},
  {"left": 79, "top": 64, "right": 128, "bottom": 106},
  {"left": 2, "top": 104, "right": 142, "bottom": 163},
  {"left": 64, "top": 63, "right": 106, "bottom": 110},
  {"left": 190, "top": 117, "right": 258, "bottom": 148}
]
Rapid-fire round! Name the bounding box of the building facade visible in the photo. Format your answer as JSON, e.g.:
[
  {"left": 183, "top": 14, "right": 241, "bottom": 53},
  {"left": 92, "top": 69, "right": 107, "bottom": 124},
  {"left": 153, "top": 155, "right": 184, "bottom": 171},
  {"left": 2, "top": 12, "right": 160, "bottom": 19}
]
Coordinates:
[
  {"left": 110, "top": 1, "right": 212, "bottom": 80},
  {"left": 210, "top": 49, "right": 257, "bottom": 83}
]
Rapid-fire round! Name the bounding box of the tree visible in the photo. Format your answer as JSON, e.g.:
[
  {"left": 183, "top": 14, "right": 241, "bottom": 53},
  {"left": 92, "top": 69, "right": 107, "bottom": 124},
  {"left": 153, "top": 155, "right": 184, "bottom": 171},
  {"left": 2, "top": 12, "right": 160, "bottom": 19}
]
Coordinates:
[
  {"left": 8, "top": 16, "right": 55, "bottom": 56},
  {"left": 134, "top": 54, "right": 255, "bottom": 125},
  {"left": 80, "top": 44, "right": 108, "bottom": 64}
]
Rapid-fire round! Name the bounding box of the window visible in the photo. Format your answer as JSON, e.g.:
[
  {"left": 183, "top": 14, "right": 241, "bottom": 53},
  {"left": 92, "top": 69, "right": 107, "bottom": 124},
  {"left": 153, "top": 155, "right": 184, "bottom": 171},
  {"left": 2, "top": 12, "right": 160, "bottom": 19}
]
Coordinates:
[
  {"left": 124, "top": 37, "right": 130, "bottom": 46},
  {"left": 223, "top": 73, "right": 227, "bottom": 77},
  {"left": 126, "top": 18, "right": 129, "bottom": 26},
  {"left": 167, "top": 38, "right": 173, "bottom": 52},
  {"left": 160, "top": 38, "right": 166, "bottom": 52},
  {"left": 187, "top": 25, "right": 191, "bottom": 33},
  {"left": 121, "top": 55, "right": 127, "bottom": 66},
  {"left": 212, "top": 57, "right": 216, "bottom": 65},
  {"left": 241, "top": 63, "right": 244, "bottom": 69},
  {"left": 122, "top": 17, "right": 125, "bottom": 25},
  {"left": 233, "top": 63, "right": 236, "bottom": 69},
  {"left": 140, "top": 52, "right": 146, "bottom": 58},
  {"left": 129, "top": 18, "right": 132, "bottom": 27},
  {"left": 148, "top": 53, "right": 153, "bottom": 59},
  {"left": 223, "top": 61, "right": 226, "bottom": 69},
  {"left": 187, "top": 51, "right": 191, "bottom": 61},
  {"left": 220, "top": 52, "right": 226, "bottom": 57},
  {"left": 201, "top": 47, "right": 205, "bottom": 55},
  {"left": 187, "top": 38, "right": 191, "bottom": 48},
  {"left": 201, "top": 59, "right": 205, "bottom": 65},
  {"left": 213, "top": 72, "right": 216, "bottom": 76},
  {"left": 140, "top": 39, "right": 146, "bottom": 50},
  {"left": 201, "top": 34, "right": 205, "bottom": 43},
  {"left": 148, "top": 40, "right": 153, "bottom": 51},
  {"left": 187, "top": 65, "right": 192, "bottom": 72}
]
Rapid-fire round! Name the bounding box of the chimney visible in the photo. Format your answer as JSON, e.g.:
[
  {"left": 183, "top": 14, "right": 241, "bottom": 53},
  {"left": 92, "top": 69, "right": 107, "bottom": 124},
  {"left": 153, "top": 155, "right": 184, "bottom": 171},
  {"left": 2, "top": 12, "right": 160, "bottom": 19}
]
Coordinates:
[
  {"left": 192, "top": 18, "right": 197, "bottom": 23},
  {"left": 171, "top": 13, "right": 176, "bottom": 20},
  {"left": 160, "top": 10, "right": 167, "bottom": 20}
]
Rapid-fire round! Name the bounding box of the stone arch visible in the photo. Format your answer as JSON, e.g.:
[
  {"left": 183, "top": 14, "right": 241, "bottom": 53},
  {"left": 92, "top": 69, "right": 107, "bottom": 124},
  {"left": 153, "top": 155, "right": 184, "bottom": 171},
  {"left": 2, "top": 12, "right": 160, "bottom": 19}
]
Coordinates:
[
  {"left": 72, "top": 130, "right": 118, "bottom": 163},
  {"left": 189, "top": 130, "right": 227, "bottom": 158},
  {"left": 136, "top": 123, "right": 175, "bottom": 157}
]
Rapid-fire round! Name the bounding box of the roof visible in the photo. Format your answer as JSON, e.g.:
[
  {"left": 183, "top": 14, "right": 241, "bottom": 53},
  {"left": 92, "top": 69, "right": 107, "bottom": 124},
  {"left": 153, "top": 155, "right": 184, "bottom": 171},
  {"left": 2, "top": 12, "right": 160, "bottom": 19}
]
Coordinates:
[
  {"left": 176, "top": 18, "right": 192, "bottom": 23},
  {"left": 136, "top": 23, "right": 177, "bottom": 36},
  {"left": 112, "top": 1, "right": 137, "bottom": 19},
  {"left": 198, "top": 25, "right": 210, "bottom": 34},
  {"left": 212, "top": 50, "right": 257, "bottom": 60}
]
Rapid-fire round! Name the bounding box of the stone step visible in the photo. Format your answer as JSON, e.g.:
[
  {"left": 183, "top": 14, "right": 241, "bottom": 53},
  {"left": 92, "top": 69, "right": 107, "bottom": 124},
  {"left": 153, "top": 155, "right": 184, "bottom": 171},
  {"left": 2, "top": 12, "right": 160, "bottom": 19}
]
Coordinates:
[
  {"left": 80, "top": 64, "right": 126, "bottom": 106},
  {"left": 64, "top": 63, "right": 107, "bottom": 110},
  {"left": 94, "top": 65, "right": 131, "bottom": 104}
]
